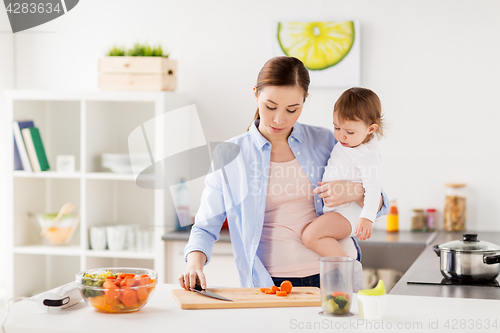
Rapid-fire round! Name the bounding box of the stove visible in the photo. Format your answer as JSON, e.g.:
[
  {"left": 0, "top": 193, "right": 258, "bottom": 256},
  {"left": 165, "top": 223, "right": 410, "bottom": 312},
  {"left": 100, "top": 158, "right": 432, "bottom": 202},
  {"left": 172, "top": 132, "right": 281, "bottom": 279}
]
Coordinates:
[{"left": 407, "top": 270, "right": 500, "bottom": 288}]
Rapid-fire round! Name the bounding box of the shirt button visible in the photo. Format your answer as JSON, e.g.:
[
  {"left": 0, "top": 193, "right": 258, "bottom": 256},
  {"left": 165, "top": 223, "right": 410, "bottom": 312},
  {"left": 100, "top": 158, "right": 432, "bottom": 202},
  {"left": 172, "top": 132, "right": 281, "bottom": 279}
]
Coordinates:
[
  {"left": 317, "top": 199, "right": 320, "bottom": 203},
  {"left": 297, "top": 152, "right": 301, "bottom": 155},
  {"left": 291, "top": 138, "right": 294, "bottom": 141},
  {"left": 310, "top": 173, "right": 313, "bottom": 177}
]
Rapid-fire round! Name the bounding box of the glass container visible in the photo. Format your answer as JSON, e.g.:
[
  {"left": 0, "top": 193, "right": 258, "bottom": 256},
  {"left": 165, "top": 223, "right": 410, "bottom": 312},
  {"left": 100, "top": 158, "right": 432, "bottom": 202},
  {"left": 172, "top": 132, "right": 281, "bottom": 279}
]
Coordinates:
[
  {"left": 411, "top": 209, "right": 426, "bottom": 232},
  {"left": 319, "top": 257, "right": 354, "bottom": 316},
  {"left": 386, "top": 200, "right": 399, "bottom": 232},
  {"left": 444, "top": 184, "right": 466, "bottom": 232},
  {"left": 426, "top": 208, "right": 437, "bottom": 231}
]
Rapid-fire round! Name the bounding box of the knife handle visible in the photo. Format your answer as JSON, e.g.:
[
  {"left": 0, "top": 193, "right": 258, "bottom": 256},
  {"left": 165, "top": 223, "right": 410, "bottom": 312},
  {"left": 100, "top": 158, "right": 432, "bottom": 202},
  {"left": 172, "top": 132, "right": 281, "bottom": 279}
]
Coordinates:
[{"left": 193, "top": 284, "right": 204, "bottom": 291}]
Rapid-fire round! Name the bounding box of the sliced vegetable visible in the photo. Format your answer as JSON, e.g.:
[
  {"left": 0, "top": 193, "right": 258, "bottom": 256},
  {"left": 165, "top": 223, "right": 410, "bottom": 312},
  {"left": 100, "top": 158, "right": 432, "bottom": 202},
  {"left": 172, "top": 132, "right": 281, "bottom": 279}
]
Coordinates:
[
  {"left": 280, "top": 280, "right": 293, "bottom": 294},
  {"left": 120, "top": 276, "right": 135, "bottom": 288},
  {"left": 259, "top": 288, "right": 270, "bottom": 293},
  {"left": 265, "top": 289, "right": 276, "bottom": 294},
  {"left": 119, "top": 289, "right": 138, "bottom": 307},
  {"left": 276, "top": 291, "right": 288, "bottom": 297},
  {"left": 136, "top": 276, "right": 151, "bottom": 286},
  {"left": 271, "top": 285, "right": 281, "bottom": 292},
  {"left": 331, "top": 291, "right": 346, "bottom": 297},
  {"left": 105, "top": 285, "right": 120, "bottom": 299},
  {"left": 119, "top": 273, "right": 135, "bottom": 279},
  {"left": 137, "top": 288, "right": 149, "bottom": 301}
]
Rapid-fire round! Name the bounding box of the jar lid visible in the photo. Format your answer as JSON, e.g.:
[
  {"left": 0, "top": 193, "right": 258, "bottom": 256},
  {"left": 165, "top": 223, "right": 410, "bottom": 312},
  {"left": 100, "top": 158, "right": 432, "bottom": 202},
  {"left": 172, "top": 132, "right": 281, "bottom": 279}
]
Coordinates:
[
  {"left": 445, "top": 183, "right": 466, "bottom": 188},
  {"left": 438, "top": 234, "right": 500, "bottom": 252},
  {"left": 427, "top": 208, "right": 436, "bottom": 212},
  {"left": 412, "top": 209, "right": 424, "bottom": 213}
]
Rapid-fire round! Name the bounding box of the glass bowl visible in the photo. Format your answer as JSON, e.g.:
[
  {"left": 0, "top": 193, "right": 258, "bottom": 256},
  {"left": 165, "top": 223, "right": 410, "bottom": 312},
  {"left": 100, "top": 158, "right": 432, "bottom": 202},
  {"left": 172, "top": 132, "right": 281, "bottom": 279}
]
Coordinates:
[
  {"left": 31, "top": 212, "right": 78, "bottom": 245},
  {"left": 76, "top": 267, "right": 157, "bottom": 313}
]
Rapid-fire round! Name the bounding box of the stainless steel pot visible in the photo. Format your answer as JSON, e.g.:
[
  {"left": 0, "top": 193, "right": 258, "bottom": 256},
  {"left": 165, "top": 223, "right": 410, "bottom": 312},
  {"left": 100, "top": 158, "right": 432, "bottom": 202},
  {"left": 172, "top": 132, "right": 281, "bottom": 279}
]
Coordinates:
[{"left": 433, "top": 233, "right": 500, "bottom": 281}]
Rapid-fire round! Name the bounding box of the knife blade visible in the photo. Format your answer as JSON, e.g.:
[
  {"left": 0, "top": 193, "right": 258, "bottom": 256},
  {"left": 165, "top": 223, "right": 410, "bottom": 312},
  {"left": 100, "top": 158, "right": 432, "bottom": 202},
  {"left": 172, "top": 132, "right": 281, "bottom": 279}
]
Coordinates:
[{"left": 191, "top": 284, "right": 234, "bottom": 302}]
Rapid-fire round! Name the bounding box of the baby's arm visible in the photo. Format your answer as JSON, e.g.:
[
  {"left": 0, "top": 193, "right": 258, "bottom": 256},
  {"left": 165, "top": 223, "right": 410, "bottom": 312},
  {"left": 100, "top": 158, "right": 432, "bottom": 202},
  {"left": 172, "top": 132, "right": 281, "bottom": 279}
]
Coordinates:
[
  {"left": 354, "top": 150, "right": 382, "bottom": 239},
  {"left": 356, "top": 150, "right": 382, "bottom": 222}
]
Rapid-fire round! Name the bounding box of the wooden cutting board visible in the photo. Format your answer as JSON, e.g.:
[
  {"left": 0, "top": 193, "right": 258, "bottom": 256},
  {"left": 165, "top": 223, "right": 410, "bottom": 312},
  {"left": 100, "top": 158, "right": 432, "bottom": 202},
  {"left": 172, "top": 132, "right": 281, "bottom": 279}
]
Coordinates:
[{"left": 171, "top": 287, "right": 321, "bottom": 309}]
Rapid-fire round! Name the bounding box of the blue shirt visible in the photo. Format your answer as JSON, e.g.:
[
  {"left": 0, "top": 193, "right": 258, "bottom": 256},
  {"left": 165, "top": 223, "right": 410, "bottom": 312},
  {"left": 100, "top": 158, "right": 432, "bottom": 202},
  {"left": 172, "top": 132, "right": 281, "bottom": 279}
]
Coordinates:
[{"left": 184, "top": 120, "right": 389, "bottom": 287}]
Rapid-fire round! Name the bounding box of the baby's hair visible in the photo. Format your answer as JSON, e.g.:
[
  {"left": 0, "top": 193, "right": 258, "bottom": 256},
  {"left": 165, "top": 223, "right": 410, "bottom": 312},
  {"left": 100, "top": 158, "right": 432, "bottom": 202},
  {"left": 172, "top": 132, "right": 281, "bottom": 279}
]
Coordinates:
[{"left": 334, "top": 87, "right": 384, "bottom": 140}]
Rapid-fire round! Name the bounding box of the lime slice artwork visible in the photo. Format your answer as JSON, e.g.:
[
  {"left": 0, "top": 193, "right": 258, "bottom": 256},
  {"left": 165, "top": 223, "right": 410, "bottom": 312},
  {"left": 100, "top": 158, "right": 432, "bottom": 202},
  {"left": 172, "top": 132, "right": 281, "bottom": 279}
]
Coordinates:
[{"left": 277, "top": 21, "right": 355, "bottom": 71}]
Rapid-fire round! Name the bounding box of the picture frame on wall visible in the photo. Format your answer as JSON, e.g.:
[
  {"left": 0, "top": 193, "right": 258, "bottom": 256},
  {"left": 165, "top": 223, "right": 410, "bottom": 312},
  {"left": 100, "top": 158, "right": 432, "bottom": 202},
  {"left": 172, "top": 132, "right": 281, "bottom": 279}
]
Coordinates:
[{"left": 273, "top": 20, "right": 361, "bottom": 88}]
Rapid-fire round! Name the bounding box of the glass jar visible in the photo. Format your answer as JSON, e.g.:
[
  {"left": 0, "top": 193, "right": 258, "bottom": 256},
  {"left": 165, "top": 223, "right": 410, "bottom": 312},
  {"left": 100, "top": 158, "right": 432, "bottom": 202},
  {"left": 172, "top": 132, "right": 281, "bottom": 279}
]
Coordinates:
[
  {"left": 426, "top": 208, "right": 436, "bottom": 231},
  {"left": 386, "top": 200, "right": 399, "bottom": 232},
  {"left": 411, "top": 209, "right": 426, "bottom": 232},
  {"left": 444, "top": 184, "right": 466, "bottom": 232}
]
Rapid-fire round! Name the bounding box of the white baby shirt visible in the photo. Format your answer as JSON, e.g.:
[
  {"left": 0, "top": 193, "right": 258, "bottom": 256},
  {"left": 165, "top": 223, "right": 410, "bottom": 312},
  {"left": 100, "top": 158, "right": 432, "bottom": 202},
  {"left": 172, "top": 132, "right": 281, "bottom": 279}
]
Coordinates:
[{"left": 321, "top": 137, "right": 382, "bottom": 223}]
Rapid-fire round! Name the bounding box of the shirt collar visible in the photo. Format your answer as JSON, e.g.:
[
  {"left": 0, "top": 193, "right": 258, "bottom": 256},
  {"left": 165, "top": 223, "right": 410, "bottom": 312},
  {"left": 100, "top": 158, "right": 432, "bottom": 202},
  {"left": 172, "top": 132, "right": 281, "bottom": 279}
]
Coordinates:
[
  {"left": 248, "top": 119, "right": 269, "bottom": 150},
  {"left": 290, "top": 121, "right": 303, "bottom": 143},
  {"left": 249, "top": 119, "right": 304, "bottom": 150}
]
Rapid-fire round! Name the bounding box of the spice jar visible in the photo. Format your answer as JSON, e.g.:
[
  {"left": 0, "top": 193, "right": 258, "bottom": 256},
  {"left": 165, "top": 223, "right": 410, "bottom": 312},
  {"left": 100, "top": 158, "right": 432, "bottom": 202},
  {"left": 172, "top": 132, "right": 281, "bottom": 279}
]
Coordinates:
[
  {"left": 411, "top": 209, "right": 426, "bottom": 232},
  {"left": 426, "top": 208, "right": 436, "bottom": 231},
  {"left": 444, "top": 184, "right": 466, "bottom": 232}
]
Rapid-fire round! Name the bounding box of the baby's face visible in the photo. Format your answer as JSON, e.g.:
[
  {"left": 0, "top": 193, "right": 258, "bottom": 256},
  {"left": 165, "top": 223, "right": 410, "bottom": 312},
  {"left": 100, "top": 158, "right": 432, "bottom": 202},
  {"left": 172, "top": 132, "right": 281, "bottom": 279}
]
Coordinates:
[{"left": 333, "top": 111, "right": 376, "bottom": 148}]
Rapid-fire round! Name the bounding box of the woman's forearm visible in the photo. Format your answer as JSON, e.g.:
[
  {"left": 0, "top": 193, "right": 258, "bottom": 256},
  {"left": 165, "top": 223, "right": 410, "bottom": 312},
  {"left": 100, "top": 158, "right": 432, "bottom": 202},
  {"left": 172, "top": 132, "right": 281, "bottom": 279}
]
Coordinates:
[{"left": 186, "top": 251, "right": 207, "bottom": 270}]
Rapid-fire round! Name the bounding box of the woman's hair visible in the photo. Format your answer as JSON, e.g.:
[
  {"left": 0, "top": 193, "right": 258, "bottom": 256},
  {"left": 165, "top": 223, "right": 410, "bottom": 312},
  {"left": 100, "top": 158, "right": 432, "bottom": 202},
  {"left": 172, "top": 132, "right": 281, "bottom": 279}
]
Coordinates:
[
  {"left": 334, "top": 87, "right": 384, "bottom": 141},
  {"left": 247, "top": 56, "right": 310, "bottom": 131}
]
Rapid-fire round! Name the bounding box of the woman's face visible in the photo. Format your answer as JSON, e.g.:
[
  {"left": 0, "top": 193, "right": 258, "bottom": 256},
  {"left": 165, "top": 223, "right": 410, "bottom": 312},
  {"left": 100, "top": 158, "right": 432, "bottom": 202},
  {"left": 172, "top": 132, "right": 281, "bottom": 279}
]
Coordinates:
[{"left": 254, "top": 85, "right": 307, "bottom": 142}]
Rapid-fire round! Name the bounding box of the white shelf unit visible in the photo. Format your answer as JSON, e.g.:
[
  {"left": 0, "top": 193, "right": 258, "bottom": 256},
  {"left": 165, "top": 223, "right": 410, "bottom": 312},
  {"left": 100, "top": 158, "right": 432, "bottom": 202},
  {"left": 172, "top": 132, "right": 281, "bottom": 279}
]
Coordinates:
[{"left": 4, "top": 90, "right": 191, "bottom": 298}]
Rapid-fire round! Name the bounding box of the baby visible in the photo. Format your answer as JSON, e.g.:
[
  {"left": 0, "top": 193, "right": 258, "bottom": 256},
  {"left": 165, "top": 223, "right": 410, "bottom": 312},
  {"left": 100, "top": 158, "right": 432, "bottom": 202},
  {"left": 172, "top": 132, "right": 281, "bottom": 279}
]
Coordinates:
[{"left": 302, "top": 87, "right": 384, "bottom": 258}]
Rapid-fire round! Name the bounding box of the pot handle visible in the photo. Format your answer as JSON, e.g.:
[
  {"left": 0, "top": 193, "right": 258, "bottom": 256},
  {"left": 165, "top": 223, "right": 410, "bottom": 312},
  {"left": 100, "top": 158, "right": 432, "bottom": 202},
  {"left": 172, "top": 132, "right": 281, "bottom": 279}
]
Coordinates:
[
  {"left": 484, "top": 254, "right": 500, "bottom": 265},
  {"left": 432, "top": 245, "right": 440, "bottom": 257}
]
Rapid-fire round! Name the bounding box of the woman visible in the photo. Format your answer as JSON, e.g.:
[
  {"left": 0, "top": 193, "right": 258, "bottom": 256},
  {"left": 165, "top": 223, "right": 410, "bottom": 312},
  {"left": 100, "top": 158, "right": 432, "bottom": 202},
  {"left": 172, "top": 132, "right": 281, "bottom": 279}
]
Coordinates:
[{"left": 179, "top": 56, "right": 388, "bottom": 291}]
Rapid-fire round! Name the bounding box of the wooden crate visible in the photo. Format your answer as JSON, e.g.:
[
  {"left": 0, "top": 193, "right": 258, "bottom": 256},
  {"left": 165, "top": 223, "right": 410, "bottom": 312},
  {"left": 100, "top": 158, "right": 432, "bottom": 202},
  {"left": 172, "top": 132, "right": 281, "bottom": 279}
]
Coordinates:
[{"left": 98, "top": 57, "right": 177, "bottom": 91}]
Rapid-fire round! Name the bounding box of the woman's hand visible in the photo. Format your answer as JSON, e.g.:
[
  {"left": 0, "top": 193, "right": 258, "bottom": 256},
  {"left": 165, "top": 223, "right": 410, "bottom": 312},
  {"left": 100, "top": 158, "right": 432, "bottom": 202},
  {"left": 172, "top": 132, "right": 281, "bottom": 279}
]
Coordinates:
[
  {"left": 179, "top": 251, "right": 207, "bottom": 291},
  {"left": 312, "top": 181, "right": 365, "bottom": 208}
]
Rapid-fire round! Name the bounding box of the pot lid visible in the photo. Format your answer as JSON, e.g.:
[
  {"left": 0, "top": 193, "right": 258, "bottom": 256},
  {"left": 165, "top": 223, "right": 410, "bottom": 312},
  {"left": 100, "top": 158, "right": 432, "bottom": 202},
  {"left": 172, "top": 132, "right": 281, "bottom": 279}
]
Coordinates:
[{"left": 438, "top": 234, "right": 500, "bottom": 252}]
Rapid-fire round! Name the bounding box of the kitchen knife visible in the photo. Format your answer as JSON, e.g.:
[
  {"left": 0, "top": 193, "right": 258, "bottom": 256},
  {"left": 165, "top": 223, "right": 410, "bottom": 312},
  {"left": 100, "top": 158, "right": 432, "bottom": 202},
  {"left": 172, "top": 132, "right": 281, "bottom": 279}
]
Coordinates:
[{"left": 191, "top": 284, "right": 234, "bottom": 302}]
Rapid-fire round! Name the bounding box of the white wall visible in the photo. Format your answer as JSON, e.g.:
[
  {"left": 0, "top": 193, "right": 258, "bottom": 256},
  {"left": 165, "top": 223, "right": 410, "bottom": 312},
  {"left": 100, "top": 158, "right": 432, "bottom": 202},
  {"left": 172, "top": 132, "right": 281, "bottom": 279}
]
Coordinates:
[
  {"left": 0, "top": 8, "right": 15, "bottom": 293},
  {"left": 4, "top": 0, "right": 500, "bottom": 236}
]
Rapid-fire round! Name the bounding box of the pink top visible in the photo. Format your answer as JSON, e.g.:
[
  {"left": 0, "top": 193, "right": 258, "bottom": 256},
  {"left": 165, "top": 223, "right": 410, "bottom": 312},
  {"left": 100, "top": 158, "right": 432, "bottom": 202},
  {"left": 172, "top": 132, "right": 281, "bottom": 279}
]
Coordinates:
[{"left": 256, "top": 158, "right": 322, "bottom": 277}]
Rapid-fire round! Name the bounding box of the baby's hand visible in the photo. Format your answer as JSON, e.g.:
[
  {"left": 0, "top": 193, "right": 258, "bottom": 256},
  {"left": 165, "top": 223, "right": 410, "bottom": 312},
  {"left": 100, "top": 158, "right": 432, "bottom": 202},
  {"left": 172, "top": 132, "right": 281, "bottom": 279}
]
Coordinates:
[{"left": 355, "top": 218, "right": 373, "bottom": 241}]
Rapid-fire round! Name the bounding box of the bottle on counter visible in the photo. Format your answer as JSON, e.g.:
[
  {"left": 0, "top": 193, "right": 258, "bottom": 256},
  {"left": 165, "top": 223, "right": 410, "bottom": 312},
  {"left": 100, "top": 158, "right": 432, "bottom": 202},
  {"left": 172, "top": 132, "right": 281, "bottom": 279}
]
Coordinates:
[
  {"left": 426, "top": 208, "right": 436, "bottom": 231},
  {"left": 411, "top": 209, "right": 426, "bottom": 232},
  {"left": 386, "top": 200, "right": 399, "bottom": 232},
  {"left": 444, "top": 183, "right": 466, "bottom": 232},
  {"left": 175, "top": 178, "right": 191, "bottom": 232}
]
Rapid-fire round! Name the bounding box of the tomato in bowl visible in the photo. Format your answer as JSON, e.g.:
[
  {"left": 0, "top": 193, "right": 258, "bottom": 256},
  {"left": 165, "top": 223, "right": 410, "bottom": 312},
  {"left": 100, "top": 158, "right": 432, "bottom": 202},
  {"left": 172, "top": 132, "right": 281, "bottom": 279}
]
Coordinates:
[{"left": 76, "top": 267, "right": 157, "bottom": 313}]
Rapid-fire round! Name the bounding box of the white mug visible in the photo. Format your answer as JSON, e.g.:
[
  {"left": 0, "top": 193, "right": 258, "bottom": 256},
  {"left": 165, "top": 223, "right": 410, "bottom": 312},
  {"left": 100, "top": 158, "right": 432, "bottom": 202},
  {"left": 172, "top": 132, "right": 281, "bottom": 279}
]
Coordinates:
[
  {"left": 363, "top": 268, "right": 378, "bottom": 289},
  {"left": 106, "top": 226, "right": 126, "bottom": 251},
  {"left": 123, "top": 225, "right": 138, "bottom": 251},
  {"left": 376, "top": 269, "right": 403, "bottom": 291},
  {"left": 358, "top": 294, "right": 386, "bottom": 321},
  {"left": 89, "top": 227, "right": 107, "bottom": 251}
]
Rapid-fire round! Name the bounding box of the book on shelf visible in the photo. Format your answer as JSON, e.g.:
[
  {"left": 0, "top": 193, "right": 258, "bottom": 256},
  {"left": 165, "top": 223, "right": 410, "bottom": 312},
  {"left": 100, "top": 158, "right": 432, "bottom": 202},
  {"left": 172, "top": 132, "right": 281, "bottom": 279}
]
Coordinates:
[
  {"left": 12, "top": 120, "right": 35, "bottom": 172},
  {"left": 21, "top": 127, "right": 50, "bottom": 172}
]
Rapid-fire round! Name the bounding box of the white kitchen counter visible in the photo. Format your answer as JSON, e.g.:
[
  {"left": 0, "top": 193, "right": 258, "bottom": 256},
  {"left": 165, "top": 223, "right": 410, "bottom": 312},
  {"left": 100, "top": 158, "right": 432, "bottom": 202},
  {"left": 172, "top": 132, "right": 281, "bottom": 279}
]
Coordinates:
[{"left": 2, "top": 284, "right": 499, "bottom": 333}]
